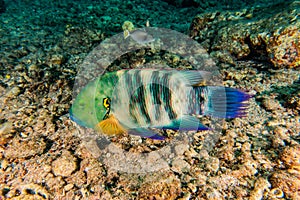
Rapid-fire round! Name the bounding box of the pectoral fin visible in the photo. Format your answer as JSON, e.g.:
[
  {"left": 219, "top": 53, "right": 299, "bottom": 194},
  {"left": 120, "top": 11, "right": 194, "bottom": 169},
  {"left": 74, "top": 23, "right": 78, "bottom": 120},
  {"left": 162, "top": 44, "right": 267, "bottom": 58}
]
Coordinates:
[{"left": 95, "top": 114, "right": 126, "bottom": 136}]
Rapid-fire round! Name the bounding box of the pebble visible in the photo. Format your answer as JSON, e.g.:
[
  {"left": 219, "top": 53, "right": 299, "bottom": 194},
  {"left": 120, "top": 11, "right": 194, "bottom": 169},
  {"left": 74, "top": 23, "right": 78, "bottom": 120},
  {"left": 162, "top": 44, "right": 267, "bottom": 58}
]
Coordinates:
[
  {"left": 0, "top": 159, "right": 9, "bottom": 170},
  {"left": 187, "top": 183, "right": 197, "bottom": 193},
  {"left": 64, "top": 183, "right": 74, "bottom": 191},
  {"left": 14, "top": 63, "right": 26, "bottom": 71},
  {"left": 50, "top": 54, "right": 65, "bottom": 65},
  {"left": 269, "top": 188, "right": 284, "bottom": 198},
  {"left": 171, "top": 158, "right": 191, "bottom": 173},
  {"left": 178, "top": 192, "right": 191, "bottom": 200},
  {"left": 280, "top": 144, "right": 300, "bottom": 171},
  {"left": 206, "top": 187, "right": 223, "bottom": 200},
  {"left": 6, "top": 86, "right": 21, "bottom": 98},
  {"left": 174, "top": 143, "right": 189, "bottom": 156},
  {"left": 28, "top": 64, "right": 38, "bottom": 71},
  {"left": 0, "top": 122, "right": 13, "bottom": 136},
  {"left": 52, "top": 150, "right": 78, "bottom": 177},
  {"left": 267, "top": 119, "right": 284, "bottom": 127},
  {"left": 273, "top": 126, "right": 289, "bottom": 140},
  {"left": 261, "top": 98, "right": 281, "bottom": 111},
  {"left": 249, "top": 178, "right": 271, "bottom": 200},
  {"left": 206, "top": 157, "right": 220, "bottom": 173}
]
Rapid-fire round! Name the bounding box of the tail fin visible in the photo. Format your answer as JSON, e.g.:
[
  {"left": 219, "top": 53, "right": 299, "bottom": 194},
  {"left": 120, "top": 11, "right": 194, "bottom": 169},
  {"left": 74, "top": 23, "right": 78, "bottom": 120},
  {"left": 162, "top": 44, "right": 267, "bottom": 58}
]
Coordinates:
[{"left": 202, "top": 86, "right": 252, "bottom": 118}]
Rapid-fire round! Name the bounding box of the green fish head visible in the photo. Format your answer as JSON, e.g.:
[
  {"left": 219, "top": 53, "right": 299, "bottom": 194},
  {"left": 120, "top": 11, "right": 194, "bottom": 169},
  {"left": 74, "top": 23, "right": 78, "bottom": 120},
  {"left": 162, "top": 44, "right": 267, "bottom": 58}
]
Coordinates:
[{"left": 70, "top": 71, "right": 120, "bottom": 128}]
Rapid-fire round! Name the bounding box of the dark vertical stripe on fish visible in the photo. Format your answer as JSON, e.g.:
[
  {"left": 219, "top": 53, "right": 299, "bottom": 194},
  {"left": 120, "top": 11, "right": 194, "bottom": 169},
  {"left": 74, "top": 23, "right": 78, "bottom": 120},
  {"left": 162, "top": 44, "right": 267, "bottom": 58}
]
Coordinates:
[
  {"left": 131, "top": 70, "right": 151, "bottom": 124},
  {"left": 125, "top": 71, "right": 138, "bottom": 124},
  {"left": 188, "top": 88, "right": 195, "bottom": 114},
  {"left": 150, "top": 71, "right": 162, "bottom": 121},
  {"left": 188, "top": 86, "right": 205, "bottom": 115},
  {"left": 161, "top": 72, "right": 177, "bottom": 119}
]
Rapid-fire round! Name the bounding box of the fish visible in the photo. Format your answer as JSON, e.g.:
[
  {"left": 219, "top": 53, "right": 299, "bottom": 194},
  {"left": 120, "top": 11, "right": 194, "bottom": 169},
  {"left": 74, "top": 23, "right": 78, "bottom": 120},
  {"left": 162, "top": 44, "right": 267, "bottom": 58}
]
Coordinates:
[
  {"left": 124, "top": 29, "right": 155, "bottom": 44},
  {"left": 70, "top": 69, "right": 252, "bottom": 140}
]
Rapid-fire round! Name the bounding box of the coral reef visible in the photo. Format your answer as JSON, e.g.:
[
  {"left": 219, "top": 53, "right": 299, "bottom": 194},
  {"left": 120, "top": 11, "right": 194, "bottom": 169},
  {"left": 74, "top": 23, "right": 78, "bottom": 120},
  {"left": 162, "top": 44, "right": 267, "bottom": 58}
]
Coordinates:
[
  {"left": 162, "top": 0, "right": 287, "bottom": 9},
  {"left": 122, "top": 21, "right": 135, "bottom": 32},
  {"left": 190, "top": 1, "right": 300, "bottom": 68}
]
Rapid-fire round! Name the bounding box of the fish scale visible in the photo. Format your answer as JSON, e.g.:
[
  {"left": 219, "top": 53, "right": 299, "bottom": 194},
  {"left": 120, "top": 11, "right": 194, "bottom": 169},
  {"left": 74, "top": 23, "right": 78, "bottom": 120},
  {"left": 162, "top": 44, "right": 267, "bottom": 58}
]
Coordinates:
[{"left": 114, "top": 69, "right": 181, "bottom": 127}]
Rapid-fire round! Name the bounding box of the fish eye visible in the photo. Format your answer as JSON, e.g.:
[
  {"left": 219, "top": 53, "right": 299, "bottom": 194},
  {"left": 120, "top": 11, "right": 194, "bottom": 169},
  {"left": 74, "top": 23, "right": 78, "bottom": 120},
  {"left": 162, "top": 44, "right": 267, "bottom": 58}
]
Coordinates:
[
  {"left": 102, "top": 97, "right": 111, "bottom": 120},
  {"left": 103, "top": 97, "right": 111, "bottom": 109}
]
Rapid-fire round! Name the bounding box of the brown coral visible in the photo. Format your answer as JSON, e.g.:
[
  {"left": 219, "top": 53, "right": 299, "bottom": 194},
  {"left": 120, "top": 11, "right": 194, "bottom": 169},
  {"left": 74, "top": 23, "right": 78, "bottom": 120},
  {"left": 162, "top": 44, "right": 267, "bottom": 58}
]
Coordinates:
[
  {"left": 267, "top": 26, "right": 300, "bottom": 68},
  {"left": 270, "top": 171, "right": 300, "bottom": 199},
  {"left": 137, "top": 171, "right": 181, "bottom": 199},
  {"left": 4, "top": 137, "right": 46, "bottom": 159},
  {"left": 280, "top": 144, "right": 300, "bottom": 172}
]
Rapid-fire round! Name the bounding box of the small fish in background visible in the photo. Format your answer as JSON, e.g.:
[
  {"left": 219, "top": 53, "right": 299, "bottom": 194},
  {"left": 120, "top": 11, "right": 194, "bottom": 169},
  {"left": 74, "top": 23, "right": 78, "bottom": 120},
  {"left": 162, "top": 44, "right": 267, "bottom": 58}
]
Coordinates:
[
  {"left": 124, "top": 29, "right": 155, "bottom": 44},
  {"left": 70, "top": 69, "right": 252, "bottom": 140}
]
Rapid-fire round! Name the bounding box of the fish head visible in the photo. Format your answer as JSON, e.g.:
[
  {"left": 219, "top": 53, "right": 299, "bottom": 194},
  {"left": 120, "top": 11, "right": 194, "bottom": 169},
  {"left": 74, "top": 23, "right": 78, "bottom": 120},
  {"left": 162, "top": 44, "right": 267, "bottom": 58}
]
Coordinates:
[{"left": 70, "top": 71, "right": 121, "bottom": 129}]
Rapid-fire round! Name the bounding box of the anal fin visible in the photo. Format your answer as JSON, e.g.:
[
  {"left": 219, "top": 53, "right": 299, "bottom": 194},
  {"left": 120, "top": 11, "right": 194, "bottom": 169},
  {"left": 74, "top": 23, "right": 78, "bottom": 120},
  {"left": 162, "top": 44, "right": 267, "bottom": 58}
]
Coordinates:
[
  {"left": 128, "top": 128, "right": 165, "bottom": 140},
  {"left": 154, "top": 115, "right": 210, "bottom": 131}
]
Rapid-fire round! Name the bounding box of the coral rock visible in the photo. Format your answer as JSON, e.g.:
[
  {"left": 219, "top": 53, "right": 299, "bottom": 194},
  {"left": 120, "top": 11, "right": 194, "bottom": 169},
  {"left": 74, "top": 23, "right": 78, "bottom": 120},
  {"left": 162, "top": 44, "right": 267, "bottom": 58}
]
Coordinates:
[
  {"left": 4, "top": 137, "right": 46, "bottom": 159},
  {"left": 280, "top": 144, "right": 300, "bottom": 172},
  {"left": 51, "top": 150, "right": 78, "bottom": 177},
  {"left": 190, "top": 1, "right": 300, "bottom": 68},
  {"left": 138, "top": 172, "right": 181, "bottom": 199},
  {"left": 270, "top": 171, "right": 300, "bottom": 199},
  {"left": 249, "top": 177, "right": 271, "bottom": 200}
]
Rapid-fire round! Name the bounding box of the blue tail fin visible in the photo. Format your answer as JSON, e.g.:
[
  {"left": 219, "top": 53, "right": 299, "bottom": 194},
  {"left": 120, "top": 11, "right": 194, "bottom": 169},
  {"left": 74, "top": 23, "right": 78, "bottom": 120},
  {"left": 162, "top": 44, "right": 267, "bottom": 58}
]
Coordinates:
[{"left": 202, "top": 86, "right": 252, "bottom": 118}]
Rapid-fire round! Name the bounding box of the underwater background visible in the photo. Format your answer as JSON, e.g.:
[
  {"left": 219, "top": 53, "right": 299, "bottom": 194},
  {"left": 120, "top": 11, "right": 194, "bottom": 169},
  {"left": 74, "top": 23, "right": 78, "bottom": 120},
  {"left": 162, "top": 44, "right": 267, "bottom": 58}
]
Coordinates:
[{"left": 0, "top": 0, "right": 299, "bottom": 199}]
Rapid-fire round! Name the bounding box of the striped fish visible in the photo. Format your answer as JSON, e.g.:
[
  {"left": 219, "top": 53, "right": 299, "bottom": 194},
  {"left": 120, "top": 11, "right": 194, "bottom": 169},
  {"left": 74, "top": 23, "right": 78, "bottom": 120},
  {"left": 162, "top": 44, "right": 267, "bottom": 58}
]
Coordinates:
[{"left": 70, "top": 69, "right": 252, "bottom": 140}]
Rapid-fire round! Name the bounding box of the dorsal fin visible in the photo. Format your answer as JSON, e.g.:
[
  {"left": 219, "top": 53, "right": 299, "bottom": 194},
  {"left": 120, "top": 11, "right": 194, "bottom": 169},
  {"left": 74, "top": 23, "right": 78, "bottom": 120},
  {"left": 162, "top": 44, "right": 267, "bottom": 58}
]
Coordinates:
[{"left": 178, "top": 70, "right": 212, "bottom": 86}]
